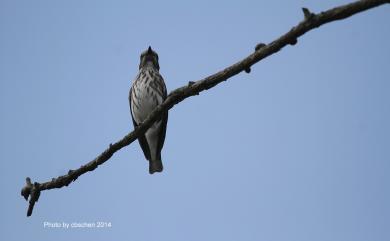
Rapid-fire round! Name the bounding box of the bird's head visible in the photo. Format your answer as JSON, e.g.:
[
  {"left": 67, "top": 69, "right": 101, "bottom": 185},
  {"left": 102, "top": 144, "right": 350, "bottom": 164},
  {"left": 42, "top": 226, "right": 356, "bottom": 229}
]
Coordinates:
[{"left": 139, "top": 46, "right": 160, "bottom": 70}]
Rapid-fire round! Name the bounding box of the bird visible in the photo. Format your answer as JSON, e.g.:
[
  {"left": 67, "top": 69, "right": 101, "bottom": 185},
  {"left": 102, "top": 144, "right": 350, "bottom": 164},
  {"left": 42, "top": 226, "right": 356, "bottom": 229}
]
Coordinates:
[{"left": 129, "top": 46, "right": 168, "bottom": 174}]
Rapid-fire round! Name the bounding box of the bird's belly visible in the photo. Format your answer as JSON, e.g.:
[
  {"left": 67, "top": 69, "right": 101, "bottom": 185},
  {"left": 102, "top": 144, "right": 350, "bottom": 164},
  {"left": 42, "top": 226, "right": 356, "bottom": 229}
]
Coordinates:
[{"left": 132, "top": 90, "right": 162, "bottom": 124}]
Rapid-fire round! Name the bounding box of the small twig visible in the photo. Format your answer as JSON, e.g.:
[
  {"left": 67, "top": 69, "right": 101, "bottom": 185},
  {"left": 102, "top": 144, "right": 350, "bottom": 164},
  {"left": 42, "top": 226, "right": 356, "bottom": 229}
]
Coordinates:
[
  {"left": 21, "top": 178, "right": 41, "bottom": 216},
  {"left": 302, "top": 7, "right": 315, "bottom": 20}
]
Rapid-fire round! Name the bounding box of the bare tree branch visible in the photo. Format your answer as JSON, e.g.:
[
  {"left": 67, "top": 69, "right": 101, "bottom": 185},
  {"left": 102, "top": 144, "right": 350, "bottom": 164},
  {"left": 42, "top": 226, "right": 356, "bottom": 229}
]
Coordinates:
[{"left": 21, "top": 0, "right": 389, "bottom": 216}]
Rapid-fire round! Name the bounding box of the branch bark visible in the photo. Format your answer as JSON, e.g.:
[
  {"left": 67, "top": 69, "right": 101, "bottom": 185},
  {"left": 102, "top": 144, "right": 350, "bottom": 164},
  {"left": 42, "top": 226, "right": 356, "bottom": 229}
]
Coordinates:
[{"left": 21, "top": 0, "right": 389, "bottom": 216}]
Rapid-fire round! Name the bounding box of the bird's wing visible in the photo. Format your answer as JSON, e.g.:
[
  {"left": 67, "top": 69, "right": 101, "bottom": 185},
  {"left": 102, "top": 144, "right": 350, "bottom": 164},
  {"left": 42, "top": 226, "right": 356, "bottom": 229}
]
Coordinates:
[
  {"left": 129, "top": 86, "right": 151, "bottom": 161},
  {"left": 156, "top": 74, "right": 168, "bottom": 160}
]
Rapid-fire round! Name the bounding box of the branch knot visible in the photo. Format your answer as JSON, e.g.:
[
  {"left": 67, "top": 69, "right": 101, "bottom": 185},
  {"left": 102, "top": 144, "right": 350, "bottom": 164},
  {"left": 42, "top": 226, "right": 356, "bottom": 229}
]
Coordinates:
[{"left": 255, "top": 43, "right": 266, "bottom": 51}]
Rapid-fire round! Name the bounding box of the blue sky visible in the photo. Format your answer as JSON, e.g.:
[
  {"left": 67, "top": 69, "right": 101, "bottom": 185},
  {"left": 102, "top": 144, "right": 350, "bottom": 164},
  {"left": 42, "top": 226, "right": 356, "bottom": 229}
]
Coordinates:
[{"left": 1, "top": 0, "right": 389, "bottom": 240}]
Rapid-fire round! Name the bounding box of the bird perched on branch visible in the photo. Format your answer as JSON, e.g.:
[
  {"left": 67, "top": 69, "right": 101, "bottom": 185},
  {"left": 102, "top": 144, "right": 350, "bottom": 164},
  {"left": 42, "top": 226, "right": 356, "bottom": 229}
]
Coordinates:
[{"left": 129, "top": 46, "right": 168, "bottom": 174}]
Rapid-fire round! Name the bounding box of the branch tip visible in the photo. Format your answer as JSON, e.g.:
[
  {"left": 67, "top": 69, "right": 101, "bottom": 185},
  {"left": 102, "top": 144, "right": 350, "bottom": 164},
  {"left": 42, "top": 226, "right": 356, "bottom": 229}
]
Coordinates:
[{"left": 26, "top": 182, "right": 41, "bottom": 216}]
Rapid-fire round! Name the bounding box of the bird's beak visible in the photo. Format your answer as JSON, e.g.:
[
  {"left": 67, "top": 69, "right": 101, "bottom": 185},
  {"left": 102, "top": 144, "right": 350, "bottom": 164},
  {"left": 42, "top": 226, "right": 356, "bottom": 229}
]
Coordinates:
[{"left": 147, "top": 46, "right": 152, "bottom": 54}]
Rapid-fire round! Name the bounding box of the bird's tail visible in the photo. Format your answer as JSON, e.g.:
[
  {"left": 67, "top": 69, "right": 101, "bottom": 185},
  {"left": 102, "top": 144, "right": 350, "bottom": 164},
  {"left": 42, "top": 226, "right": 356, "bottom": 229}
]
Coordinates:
[{"left": 149, "top": 159, "right": 163, "bottom": 174}]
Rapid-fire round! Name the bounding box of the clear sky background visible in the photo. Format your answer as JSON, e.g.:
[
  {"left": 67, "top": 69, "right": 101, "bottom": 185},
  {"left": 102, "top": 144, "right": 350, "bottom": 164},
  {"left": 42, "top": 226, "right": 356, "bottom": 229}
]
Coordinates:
[{"left": 1, "top": 0, "right": 389, "bottom": 240}]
